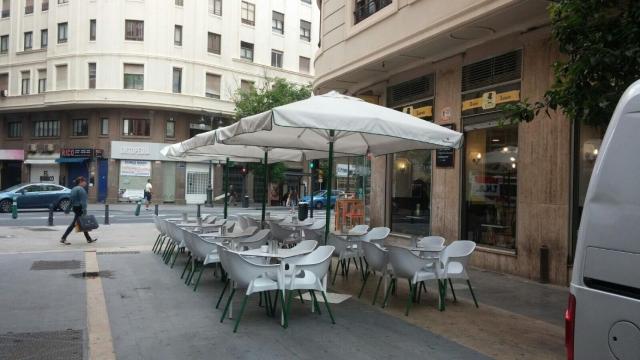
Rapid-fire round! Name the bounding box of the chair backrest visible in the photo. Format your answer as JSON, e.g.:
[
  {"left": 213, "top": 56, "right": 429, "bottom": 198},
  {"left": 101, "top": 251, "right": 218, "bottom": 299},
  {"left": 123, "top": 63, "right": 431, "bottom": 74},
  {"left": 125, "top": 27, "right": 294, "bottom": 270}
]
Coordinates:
[
  {"left": 183, "top": 230, "right": 218, "bottom": 260},
  {"left": 292, "top": 239, "right": 318, "bottom": 252},
  {"left": 225, "top": 221, "right": 235, "bottom": 233},
  {"left": 153, "top": 215, "right": 163, "bottom": 233},
  {"left": 240, "top": 226, "right": 258, "bottom": 236},
  {"left": 203, "top": 215, "right": 217, "bottom": 224},
  {"left": 289, "top": 245, "right": 335, "bottom": 286},
  {"left": 361, "top": 241, "right": 388, "bottom": 272},
  {"left": 363, "top": 227, "right": 390, "bottom": 242},
  {"left": 238, "top": 229, "right": 271, "bottom": 250},
  {"left": 326, "top": 234, "right": 349, "bottom": 255},
  {"left": 245, "top": 217, "right": 260, "bottom": 228},
  {"left": 307, "top": 219, "right": 326, "bottom": 230},
  {"left": 216, "top": 244, "right": 232, "bottom": 280},
  {"left": 179, "top": 227, "right": 194, "bottom": 253},
  {"left": 417, "top": 236, "right": 445, "bottom": 248},
  {"left": 213, "top": 219, "right": 226, "bottom": 226},
  {"left": 387, "top": 245, "right": 432, "bottom": 279},
  {"left": 441, "top": 240, "right": 476, "bottom": 269},
  {"left": 349, "top": 224, "right": 369, "bottom": 235},
  {"left": 224, "top": 250, "right": 279, "bottom": 289},
  {"left": 270, "top": 221, "right": 295, "bottom": 240},
  {"left": 237, "top": 215, "right": 249, "bottom": 231}
]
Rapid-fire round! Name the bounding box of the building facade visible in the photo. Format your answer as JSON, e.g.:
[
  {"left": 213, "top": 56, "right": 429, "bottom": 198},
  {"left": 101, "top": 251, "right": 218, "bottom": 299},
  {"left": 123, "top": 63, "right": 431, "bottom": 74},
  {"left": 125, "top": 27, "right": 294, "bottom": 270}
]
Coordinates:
[
  {"left": 0, "top": 0, "right": 319, "bottom": 204},
  {"left": 314, "top": 0, "right": 603, "bottom": 285}
]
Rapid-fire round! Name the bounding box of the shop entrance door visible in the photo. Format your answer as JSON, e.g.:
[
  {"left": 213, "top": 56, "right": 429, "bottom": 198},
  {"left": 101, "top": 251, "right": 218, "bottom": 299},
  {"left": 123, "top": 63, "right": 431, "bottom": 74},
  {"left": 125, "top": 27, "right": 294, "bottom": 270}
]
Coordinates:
[
  {"left": 163, "top": 162, "right": 176, "bottom": 202},
  {"left": 67, "top": 162, "right": 89, "bottom": 188},
  {"left": 185, "top": 163, "right": 208, "bottom": 204},
  {"left": 97, "top": 159, "right": 108, "bottom": 202}
]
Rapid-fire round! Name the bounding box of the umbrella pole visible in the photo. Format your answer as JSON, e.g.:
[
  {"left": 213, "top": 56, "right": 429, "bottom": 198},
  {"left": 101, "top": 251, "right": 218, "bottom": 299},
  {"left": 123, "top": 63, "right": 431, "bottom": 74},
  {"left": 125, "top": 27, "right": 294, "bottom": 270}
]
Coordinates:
[
  {"left": 324, "top": 130, "right": 335, "bottom": 245},
  {"left": 224, "top": 157, "right": 229, "bottom": 219},
  {"left": 261, "top": 151, "right": 268, "bottom": 228}
]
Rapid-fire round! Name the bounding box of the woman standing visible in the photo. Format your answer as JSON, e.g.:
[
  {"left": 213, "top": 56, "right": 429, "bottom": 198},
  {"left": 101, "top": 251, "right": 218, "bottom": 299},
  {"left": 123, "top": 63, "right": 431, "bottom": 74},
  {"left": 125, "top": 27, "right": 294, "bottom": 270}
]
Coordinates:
[{"left": 60, "top": 176, "right": 96, "bottom": 245}]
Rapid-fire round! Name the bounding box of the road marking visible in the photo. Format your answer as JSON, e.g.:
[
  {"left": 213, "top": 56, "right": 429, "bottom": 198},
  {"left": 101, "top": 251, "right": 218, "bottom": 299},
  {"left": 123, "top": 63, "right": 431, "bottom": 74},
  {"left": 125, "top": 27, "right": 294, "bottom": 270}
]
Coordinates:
[{"left": 84, "top": 250, "right": 116, "bottom": 360}]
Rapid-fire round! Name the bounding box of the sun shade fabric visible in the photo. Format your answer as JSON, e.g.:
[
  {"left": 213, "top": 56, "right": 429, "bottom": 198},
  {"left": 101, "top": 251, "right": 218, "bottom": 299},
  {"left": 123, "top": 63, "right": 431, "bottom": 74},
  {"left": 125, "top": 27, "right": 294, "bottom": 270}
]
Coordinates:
[{"left": 217, "top": 91, "right": 463, "bottom": 156}]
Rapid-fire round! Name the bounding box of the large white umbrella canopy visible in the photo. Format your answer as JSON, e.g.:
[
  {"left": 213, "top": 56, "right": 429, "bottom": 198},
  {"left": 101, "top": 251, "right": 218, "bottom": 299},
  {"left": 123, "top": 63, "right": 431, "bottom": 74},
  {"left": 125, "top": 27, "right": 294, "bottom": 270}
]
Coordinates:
[{"left": 216, "top": 91, "right": 463, "bottom": 155}]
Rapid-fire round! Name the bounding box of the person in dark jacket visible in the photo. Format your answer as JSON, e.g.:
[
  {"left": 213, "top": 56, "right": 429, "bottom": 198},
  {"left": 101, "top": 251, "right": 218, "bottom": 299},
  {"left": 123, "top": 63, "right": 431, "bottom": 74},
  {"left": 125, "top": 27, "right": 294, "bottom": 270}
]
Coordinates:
[{"left": 60, "top": 176, "right": 96, "bottom": 245}]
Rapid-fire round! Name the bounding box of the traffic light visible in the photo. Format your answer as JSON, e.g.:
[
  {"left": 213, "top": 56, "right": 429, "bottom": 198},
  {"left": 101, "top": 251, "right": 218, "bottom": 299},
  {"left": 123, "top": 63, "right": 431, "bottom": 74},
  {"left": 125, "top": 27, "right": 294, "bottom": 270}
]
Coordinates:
[
  {"left": 310, "top": 160, "right": 319, "bottom": 172},
  {"left": 241, "top": 167, "right": 247, "bottom": 175}
]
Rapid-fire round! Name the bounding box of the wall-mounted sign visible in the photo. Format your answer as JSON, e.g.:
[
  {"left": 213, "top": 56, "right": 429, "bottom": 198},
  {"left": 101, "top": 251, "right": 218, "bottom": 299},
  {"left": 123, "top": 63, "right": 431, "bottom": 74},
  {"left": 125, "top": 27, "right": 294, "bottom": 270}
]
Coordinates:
[
  {"left": 120, "top": 160, "right": 151, "bottom": 177},
  {"left": 111, "top": 141, "right": 170, "bottom": 161},
  {"left": 461, "top": 80, "right": 521, "bottom": 118},
  {"left": 441, "top": 107, "right": 452, "bottom": 122},
  {"left": 39, "top": 170, "right": 54, "bottom": 182},
  {"left": 436, "top": 124, "right": 456, "bottom": 168},
  {"left": 60, "top": 148, "right": 93, "bottom": 157},
  {"left": 394, "top": 99, "right": 434, "bottom": 121}
]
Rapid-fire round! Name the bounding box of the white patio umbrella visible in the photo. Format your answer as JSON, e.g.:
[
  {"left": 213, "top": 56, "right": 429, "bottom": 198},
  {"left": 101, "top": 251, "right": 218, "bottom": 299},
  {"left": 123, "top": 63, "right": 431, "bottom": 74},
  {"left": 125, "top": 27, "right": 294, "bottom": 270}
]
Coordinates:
[{"left": 217, "top": 91, "right": 463, "bottom": 242}]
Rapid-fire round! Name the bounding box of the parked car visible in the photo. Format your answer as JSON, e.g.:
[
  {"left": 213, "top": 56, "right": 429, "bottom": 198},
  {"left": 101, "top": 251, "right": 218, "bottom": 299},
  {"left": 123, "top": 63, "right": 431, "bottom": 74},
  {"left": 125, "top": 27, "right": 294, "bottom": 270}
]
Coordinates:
[
  {"left": 302, "top": 190, "right": 345, "bottom": 209},
  {"left": 0, "top": 183, "right": 72, "bottom": 212},
  {"left": 567, "top": 81, "right": 640, "bottom": 360}
]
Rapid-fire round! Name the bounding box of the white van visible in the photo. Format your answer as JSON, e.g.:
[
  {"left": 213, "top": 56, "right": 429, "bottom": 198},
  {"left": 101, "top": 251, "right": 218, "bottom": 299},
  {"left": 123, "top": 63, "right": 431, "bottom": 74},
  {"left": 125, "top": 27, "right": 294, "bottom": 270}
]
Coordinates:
[{"left": 568, "top": 81, "right": 640, "bottom": 359}]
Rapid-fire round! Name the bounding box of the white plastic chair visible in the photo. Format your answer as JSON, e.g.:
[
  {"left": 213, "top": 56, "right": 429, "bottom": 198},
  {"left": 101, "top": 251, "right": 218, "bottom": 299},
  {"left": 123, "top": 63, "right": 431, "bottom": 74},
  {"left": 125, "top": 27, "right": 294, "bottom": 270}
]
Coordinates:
[
  {"left": 358, "top": 241, "right": 390, "bottom": 305},
  {"left": 327, "top": 234, "right": 363, "bottom": 284},
  {"left": 437, "top": 240, "right": 478, "bottom": 308},
  {"left": 349, "top": 224, "right": 370, "bottom": 235},
  {"left": 219, "top": 249, "right": 282, "bottom": 332},
  {"left": 236, "top": 215, "right": 250, "bottom": 231},
  {"left": 362, "top": 227, "right": 390, "bottom": 245},
  {"left": 245, "top": 216, "right": 260, "bottom": 228},
  {"left": 417, "top": 236, "right": 445, "bottom": 248},
  {"left": 384, "top": 245, "right": 443, "bottom": 315},
  {"left": 302, "top": 219, "right": 325, "bottom": 240},
  {"left": 281, "top": 245, "right": 336, "bottom": 327},
  {"left": 181, "top": 229, "right": 224, "bottom": 291},
  {"left": 270, "top": 221, "right": 298, "bottom": 246},
  {"left": 237, "top": 229, "right": 271, "bottom": 250}
]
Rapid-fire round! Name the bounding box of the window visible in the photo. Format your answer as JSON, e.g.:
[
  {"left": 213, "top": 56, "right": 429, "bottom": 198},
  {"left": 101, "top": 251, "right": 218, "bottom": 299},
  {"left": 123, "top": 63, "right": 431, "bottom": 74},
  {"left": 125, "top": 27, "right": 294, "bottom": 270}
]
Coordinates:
[
  {"left": 125, "top": 20, "right": 144, "bottom": 41},
  {"left": 354, "top": 0, "right": 392, "bottom": 24},
  {"left": 42, "top": 0, "right": 49, "bottom": 11},
  {"left": 89, "top": 19, "right": 96, "bottom": 41},
  {"left": 21, "top": 71, "right": 30, "bottom": 95},
  {"left": 123, "top": 63, "right": 144, "bottom": 90},
  {"left": 207, "top": 32, "right": 221, "bottom": 54},
  {"left": 33, "top": 120, "right": 60, "bottom": 137},
  {"left": 41, "top": 29, "right": 47, "bottom": 48},
  {"left": 58, "top": 0, "right": 69, "bottom": 4},
  {"left": 55, "top": 64, "right": 67, "bottom": 90},
  {"left": 174, "top": 25, "right": 182, "bottom": 46},
  {"left": 100, "top": 117, "right": 109, "bottom": 136},
  {"left": 209, "top": 0, "right": 222, "bottom": 16},
  {"left": 241, "top": 1, "right": 255, "bottom": 26},
  {"left": 175, "top": 0, "right": 183, "bottom": 6},
  {"left": 272, "top": 11, "right": 284, "bottom": 34},
  {"left": 1, "top": 0, "right": 9, "bottom": 18},
  {"left": 205, "top": 73, "right": 220, "bottom": 99},
  {"left": 391, "top": 150, "right": 432, "bottom": 235},
  {"left": 8, "top": 121, "right": 22, "bottom": 138},
  {"left": 165, "top": 117, "right": 175, "bottom": 137},
  {"left": 172, "top": 67, "right": 182, "bottom": 93},
  {"left": 122, "top": 118, "right": 150, "bottom": 136},
  {"left": 88, "top": 62, "right": 96, "bottom": 89},
  {"left": 38, "top": 69, "right": 46, "bottom": 93},
  {"left": 25, "top": 0, "right": 33, "bottom": 14},
  {"left": 300, "top": 20, "right": 311, "bottom": 42},
  {"left": 23, "top": 32, "right": 32, "bottom": 50},
  {"left": 301, "top": 0, "right": 311, "bottom": 3},
  {"left": 240, "top": 80, "right": 254, "bottom": 92},
  {"left": 0, "top": 73, "right": 7, "bottom": 92},
  {"left": 72, "top": 119, "right": 88, "bottom": 136},
  {"left": 57, "top": 22, "right": 68, "bottom": 43},
  {"left": 271, "top": 50, "right": 283, "bottom": 68},
  {"left": 299, "top": 56, "right": 310, "bottom": 73},
  {"left": 0, "top": 35, "right": 7, "bottom": 53},
  {"left": 240, "top": 41, "right": 253, "bottom": 61}
]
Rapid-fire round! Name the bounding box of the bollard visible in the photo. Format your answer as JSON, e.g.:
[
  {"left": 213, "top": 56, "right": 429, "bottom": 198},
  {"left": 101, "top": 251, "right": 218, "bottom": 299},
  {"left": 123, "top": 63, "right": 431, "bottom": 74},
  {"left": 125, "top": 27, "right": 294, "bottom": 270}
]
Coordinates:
[
  {"left": 104, "top": 204, "right": 110, "bottom": 225},
  {"left": 539, "top": 245, "right": 549, "bottom": 284},
  {"left": 48, "top": 204, "right": 54, "bottom": 226},
  {"left": 11, "top": 196, "right": 17, "bottom": 219},
  {"left": 154, "top": 204, "right": 159, "bottom": 216},
  {"left": 197, "top": 204, "right": 201, "bottom": 219},
  {"left": 135, "top": 201, "right": 141, "bottom": 216}
]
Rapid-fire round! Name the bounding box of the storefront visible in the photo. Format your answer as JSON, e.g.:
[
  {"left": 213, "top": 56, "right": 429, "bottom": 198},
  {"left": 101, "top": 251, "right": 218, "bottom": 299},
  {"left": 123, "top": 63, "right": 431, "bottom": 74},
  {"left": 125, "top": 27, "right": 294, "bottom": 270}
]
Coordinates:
[
  {"left": 57, "top": 148, "right": 93, "bottom": 188},
  {"left": 24, "top": 153, "right": 60, "bottom": 184},
  {"left": 0, "top": 149, "right": 24, "bottom": 189}
]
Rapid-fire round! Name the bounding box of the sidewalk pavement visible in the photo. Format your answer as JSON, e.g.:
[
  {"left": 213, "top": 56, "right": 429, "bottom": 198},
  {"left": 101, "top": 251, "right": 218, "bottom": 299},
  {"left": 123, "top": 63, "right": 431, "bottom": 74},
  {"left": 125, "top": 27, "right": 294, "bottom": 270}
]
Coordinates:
[{"left": 0, "top": 223, "right": 566, "bottom": 359}]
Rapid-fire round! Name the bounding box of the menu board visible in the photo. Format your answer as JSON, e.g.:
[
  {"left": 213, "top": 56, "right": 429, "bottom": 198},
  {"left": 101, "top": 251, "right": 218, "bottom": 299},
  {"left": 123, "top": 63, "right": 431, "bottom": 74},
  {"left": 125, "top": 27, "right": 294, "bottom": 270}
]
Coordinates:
[{"left": 436, "top": 124, "right": 456, "bottom": 167}]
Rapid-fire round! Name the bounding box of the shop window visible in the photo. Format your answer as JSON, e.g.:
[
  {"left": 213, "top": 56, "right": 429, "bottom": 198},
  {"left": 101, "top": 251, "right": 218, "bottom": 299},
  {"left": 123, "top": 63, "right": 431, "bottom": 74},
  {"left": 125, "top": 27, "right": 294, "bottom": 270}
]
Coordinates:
[
  {"left": 33, "top": 119, "right": 60, "bottom": 137},
  {"left": 8, "top": 121, "right": 22, "bottom": 138},
  {"left": 464, "top": 125, "right": 518, "bottom": 250},
  {"left": 125, "top": 20, "right": 144, "bottom": 41},
  {"left": 72, "top": 119, "right": 88, "bottom": 136},
  {"left": 122, "top": 118, "right": 150, "bottom": 136},
  {"left": 391, "top": 150, "right": 431, "bottom": 235}
]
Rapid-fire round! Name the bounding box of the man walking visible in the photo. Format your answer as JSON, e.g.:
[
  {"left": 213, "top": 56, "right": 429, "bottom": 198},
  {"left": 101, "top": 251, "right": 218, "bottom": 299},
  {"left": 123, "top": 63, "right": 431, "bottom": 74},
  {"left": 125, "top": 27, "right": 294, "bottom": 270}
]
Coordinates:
[
  {"left": 144, "top": 179, "right": 153, "bottom": 210},
  {"left": 60, "top": 176, "right": 96, "bottom": 245}
]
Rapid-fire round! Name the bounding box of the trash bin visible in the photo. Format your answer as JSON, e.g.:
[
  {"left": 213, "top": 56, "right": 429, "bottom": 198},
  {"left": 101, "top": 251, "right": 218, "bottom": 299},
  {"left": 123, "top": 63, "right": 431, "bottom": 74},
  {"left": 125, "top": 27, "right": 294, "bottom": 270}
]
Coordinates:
[
  {"left": 298, "top": 202, "right": 309, "bottom": 221},
  {"left": 242, "top": 195, "right": 250, "bottom": 208}
]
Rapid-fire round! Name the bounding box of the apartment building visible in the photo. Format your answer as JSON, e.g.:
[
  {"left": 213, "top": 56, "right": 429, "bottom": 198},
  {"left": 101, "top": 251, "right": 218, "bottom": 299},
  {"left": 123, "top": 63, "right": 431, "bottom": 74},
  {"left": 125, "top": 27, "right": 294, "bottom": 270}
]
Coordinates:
[
  {"left": 314, "top": 0, "right": 601, "bottom": 285},
  {"left": 0, "top": 0, "right": 319, "bottom": 204}
]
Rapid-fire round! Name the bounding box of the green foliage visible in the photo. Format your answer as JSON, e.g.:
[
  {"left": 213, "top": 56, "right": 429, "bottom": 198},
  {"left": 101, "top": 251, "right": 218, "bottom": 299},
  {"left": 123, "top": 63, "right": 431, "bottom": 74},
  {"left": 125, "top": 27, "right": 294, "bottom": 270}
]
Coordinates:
[
  {"left": 247, "top": 162, "right": 287, "bottom": 184},
  {"left": 501, "top": 0, "right": 640, "bottom": 127},
  {"left": 233, "top": 77, "right": 312, "bottom": 120}
]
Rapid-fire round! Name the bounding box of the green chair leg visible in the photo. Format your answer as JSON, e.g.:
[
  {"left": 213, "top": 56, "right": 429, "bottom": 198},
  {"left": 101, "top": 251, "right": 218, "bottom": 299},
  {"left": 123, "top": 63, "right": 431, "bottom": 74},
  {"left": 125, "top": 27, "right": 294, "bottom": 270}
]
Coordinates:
[
  {"left": 467, "top": 280, "right": 479, "bottom": 308},
  {"left": 272, "top": 290, "right": 279, "bottom": 315},
  {"left": 152, "top": 234, "right": 162, "bottom": 252},
  {"left": 437, "top": 280, "right": 446, "bottom": 312},
  {"left": 310, "top": 291, "right": 322, "bottom": 315},
  {"left": 405, "top": 283, "right": 415, "bottom": 316},
  {"left": 320, "top": 291, "right": 335, "bottom": 324},
  {"left": 448, "top": 279, "right": 457, "bottom": 302},
  {"left": 233, "top": 294, "right": 249, "bottom": 333},
  {"left": 332, "top": 259, "right": 340, "bottom": 285},
  {"left": 372, "top": 275, "right": 383, "bottom": 305},
  {"left": 180, "top": 255, "right": 192, "bottom": 279},
  {"left": 170, "top": 247, "right": 180, "bottom": 268},
  {"left": 298, "top": 290, "right": 305, "bottom": 304},
  {"left": 358, "top": 270, "right": 370, "bottom": 298},
  {"left": 284, "top": 291, "right": 294, "bottom": 328},
  {"left": 193, "top": 265, "right": 206, "bottom": 292},
  {"left": 280, "top": 291, "right": 288, "bottom": 328},
  {"left": 220, "top": 288, "right": 236, "bottom": 323},
  {"left": 215, "top": 279, "right": 229, "bottom": 309},
  {"left": 382, "top": 278, "right": 396, "bottom": 308}
]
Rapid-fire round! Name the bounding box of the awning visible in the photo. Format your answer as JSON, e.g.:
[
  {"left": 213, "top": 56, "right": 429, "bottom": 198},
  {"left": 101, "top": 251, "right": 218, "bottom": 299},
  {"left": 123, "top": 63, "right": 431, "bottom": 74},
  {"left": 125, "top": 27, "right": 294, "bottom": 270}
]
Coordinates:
[
  {"left": 24, "top": 159, "right": 57, "bottom": 165},
  {"left": 56, "top": 157, "right": 89, "bottom": 163}
]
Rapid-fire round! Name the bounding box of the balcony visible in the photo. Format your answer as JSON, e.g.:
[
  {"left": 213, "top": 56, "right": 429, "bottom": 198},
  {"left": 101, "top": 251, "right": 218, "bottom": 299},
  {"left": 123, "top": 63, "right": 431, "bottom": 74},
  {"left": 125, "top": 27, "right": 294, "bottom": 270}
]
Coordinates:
[
  {"left": 1, "top": 9, "right": 9, "bottom": 18},
  {"left": 354, "top": 0, "right": 392, "bottom": 24},
  {"left": 25, "top": 5, "right": 34, "bottom": 14}
]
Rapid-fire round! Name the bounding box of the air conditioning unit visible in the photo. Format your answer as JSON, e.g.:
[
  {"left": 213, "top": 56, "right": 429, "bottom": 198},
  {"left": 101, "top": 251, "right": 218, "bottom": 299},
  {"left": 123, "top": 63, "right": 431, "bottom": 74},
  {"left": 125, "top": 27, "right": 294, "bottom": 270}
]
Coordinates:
[
  {"left": 28, "top": 144, "right": 39, "bottom": 153},
  {"left": 44, "top": 143, "right": 55, "bottom": 153},
  {"left": 0, "top": 89, "right": 8, "bottom": 97}
]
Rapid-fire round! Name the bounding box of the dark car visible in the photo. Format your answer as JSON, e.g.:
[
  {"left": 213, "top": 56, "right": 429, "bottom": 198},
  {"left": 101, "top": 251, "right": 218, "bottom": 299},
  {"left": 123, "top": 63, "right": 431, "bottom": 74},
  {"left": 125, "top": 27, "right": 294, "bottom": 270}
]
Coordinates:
[{"left": 0, "top": 183, "right": 72, "bottom": 212}]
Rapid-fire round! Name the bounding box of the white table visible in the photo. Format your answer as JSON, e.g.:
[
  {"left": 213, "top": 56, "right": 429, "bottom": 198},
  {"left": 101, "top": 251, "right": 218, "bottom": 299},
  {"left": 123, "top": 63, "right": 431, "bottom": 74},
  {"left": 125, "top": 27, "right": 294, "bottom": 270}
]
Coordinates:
[
  {"left": 280, "top": 220, "right": 314, "bottom": 240},
  {"left": 408, "top": 245, "right": 445, "bottom": 259}
]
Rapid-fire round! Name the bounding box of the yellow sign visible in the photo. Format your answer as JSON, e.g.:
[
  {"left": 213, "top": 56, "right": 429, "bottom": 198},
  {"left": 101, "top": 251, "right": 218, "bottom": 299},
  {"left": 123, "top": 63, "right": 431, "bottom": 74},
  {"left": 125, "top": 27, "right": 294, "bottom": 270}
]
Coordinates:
[
  {"left": 462, "top": 90, "right": 520, "bottom": 111},
  {"left": 358, "top": 95, "right": 380, "bottom": 105},
  {"left": 413, "top": 106, "right": 432, "bottom": 118}
]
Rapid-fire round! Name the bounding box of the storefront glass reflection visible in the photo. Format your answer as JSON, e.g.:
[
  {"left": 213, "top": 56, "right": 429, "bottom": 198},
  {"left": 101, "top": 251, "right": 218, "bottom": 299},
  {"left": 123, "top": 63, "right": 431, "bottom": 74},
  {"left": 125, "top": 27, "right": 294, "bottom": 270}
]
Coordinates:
[
  {"left": 464, "top": 125, "right": 517, "bottom": 249},
  {"left": 391, "top": 150, "right": 431, "bottom": 235}
]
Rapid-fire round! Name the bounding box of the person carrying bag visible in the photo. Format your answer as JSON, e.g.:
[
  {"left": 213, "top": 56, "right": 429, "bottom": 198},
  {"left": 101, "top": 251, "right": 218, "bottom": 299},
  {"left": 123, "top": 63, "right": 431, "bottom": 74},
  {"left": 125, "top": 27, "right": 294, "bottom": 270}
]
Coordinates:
[{"left": 60, "top": 176, "right": 97, "bottom": 245}]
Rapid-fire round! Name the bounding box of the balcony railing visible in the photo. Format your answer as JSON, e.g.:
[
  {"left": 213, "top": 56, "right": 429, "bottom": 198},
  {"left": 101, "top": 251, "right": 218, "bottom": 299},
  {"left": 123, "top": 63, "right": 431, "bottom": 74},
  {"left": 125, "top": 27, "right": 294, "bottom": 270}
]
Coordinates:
[
  {"left": 25, "top": 5, "right": 33, "bottom": 14},
  {"left": 42, "top": 2, "right": 49, "bottom": 11},
  {"left": 1, "top": 9, "right": 10, "bottom": 18},
  {"left": 354, "top": 0, "right": 392, "bottom": 24}
]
